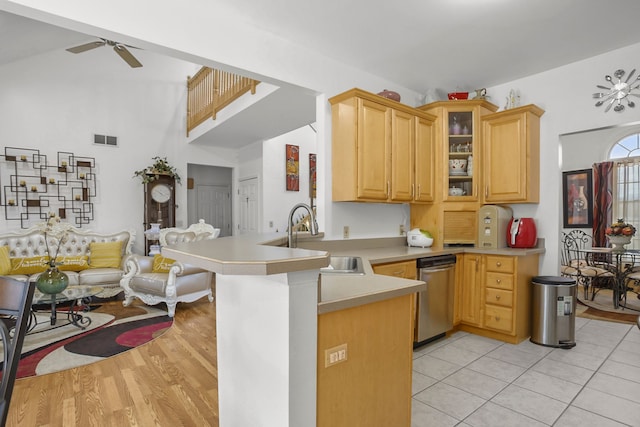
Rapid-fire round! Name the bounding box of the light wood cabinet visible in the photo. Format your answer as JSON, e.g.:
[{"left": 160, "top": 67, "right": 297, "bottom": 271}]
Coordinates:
[
  {"left": 414, "top": 115, "right": 436, "bottom": 202},
  {"left": 372, "top": 259, "right": 417, "bottom": 279},
  {"left": 457, "top": 253, "right": 539, "bottom": 344},
  {"left": 317, "top": 295, "right": 414, "bottom": 427},
  {"left": 459, "top": 253, "right": 483, "bottom": 326},
  {"left": 330, "top": 88, "right": 436, "bottom": 203},
  {"left": 418, "top": 100, "right": 498, "bottom": 202},
  {"left": 482, "top": 104, "right": 544, "bottom": 203},
  {"left": 373, "top": 260, "right": 418, "bottom": 341}
]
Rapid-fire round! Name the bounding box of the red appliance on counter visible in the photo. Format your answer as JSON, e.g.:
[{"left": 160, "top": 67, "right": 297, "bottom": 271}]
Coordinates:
[{"left": 507, "top": 217, "right": 537, "bottom": 248}]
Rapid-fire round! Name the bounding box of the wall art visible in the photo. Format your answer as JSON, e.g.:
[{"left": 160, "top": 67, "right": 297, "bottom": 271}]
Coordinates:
[
  {"left": 309, "top": 153, "right": 316, "bottom": 199},
  {"left": 286, "top": 144, "right": 299, "bottom": 191},
  {"left": 1, "top": 147, "right": 96, "bottom": 228},
  {"left": 562, "top": 169, "right": 593, "bottom": 228}
]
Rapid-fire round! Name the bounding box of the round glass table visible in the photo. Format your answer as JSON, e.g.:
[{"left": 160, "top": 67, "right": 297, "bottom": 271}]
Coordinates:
[{"left": 30, "top": 285, "right": 104, "bottom": 331}]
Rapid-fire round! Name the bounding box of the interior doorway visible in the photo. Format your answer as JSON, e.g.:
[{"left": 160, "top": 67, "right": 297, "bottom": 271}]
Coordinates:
[
  {"left": 187, "top": 164, "right": 232, "bottom": 237},
  {"left": 238, "top": 176, "right": 259, "bottom": 234}
]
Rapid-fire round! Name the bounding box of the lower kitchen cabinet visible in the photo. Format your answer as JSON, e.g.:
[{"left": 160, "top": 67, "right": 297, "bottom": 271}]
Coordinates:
[
  {"left": 459, "top": 253, "right": 483, "bottom": 327},
  {"left": 457, "top": 253, "right": 539, "bottom": 344},
  {"left": 317, "top": 294, "right": 414, "bottom": 427},
  {"left": 373, "top": 259, "right": 418, "bottom": 341},
  {"left": 372, "top": 260, "right": 417, "bottom": 279}
]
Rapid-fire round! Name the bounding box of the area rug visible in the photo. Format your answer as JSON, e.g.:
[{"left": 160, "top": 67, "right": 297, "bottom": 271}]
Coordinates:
[
  {"left": 0, "top": 300, "right": 172, "bottom": 379},
  {"left": 577, "top": 287, "right": 640, "bottom": 325}
]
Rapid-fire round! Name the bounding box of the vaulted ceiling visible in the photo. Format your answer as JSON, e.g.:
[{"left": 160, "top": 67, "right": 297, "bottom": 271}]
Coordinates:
[{"left": 3, "top": 1, "right": 640, "bottom": 145}]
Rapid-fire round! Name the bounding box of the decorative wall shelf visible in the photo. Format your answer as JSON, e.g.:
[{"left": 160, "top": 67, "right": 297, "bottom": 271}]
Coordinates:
[{"left": 0, "top": 147, "right": 96, "bottom": 228}]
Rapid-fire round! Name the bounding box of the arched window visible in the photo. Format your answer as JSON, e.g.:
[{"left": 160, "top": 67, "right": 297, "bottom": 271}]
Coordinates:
[
  {"left": 610, "top": 133, "right": 640, "bottom": 159},
  {"left": 609, "top": 132, "right": 640, "bottom": 249}
]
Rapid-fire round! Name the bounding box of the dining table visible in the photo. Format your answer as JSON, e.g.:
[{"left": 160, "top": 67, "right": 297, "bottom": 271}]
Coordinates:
[{"left": 581, "top": 246, "right": 640, "bottom": 310}]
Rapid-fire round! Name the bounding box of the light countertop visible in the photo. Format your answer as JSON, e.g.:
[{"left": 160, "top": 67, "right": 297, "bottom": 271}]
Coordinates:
[{"left": 162, "top": 233, "right": 545, "bottom": 314}]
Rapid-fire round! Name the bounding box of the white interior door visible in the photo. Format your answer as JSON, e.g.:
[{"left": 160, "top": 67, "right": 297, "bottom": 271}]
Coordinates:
[
  {"left": 239, "top": 177, "right": 259, "bottom": 234},
  {"left": 196, "top": 184, "right": 231, "bottom": 236}
]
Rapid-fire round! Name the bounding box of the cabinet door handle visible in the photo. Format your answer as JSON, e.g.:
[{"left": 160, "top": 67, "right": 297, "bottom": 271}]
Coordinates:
[
  {"left": 496, "top": 278, "right": 501, "bottom": 284},
  {"left": 495, "top": 295, "right": 501, "bottom": 300},
  {"left": 387, "top": 181, "right": 390, "bottom": 197},
  {"left": 495, "top": 316, "right": 501, "bottom": 321},
  {"left": 485, "top": 186, "right": 488, "bottom": 198},
  {"left": 411, "top": 183, "right": 415, "bottom": 198},
  {"left": 496, "top": 262, "right": 502, "bottom": 267},
  {"left": 393, "top": 270, "right": 404, "bottom": 276}
]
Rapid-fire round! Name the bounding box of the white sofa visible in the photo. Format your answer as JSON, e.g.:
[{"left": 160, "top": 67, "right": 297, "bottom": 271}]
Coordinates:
[
  {"left": 120, "top": 220, "right": 218, "bottom": 316},
  {"left": 0, "top": 223, "right": 134, "bottom": 297}
]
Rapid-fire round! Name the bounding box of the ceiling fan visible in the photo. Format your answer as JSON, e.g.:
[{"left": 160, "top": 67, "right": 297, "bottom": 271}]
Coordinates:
[{"left": 65, "top": 38, "right": 142, "bottom": 68}]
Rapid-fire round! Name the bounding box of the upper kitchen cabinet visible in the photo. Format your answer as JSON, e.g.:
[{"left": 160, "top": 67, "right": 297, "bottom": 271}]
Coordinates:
[
  {"left": 418, "top": 100, "right": 498, "bottom": 202},
  {"left": 482, "top": 104, "right": 544, "bottom": 203},
  {"left": 330, "top": 88, "right": 436, "bottom": 203}
]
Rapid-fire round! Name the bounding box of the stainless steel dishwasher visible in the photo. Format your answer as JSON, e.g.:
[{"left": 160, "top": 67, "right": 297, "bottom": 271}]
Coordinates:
[{"left": 415, "top": 254, "right": 456, "bottom": 346}]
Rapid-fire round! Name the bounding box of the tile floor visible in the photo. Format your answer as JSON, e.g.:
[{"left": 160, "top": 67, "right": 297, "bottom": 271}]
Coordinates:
[{"left": 411, "top": 317, "right": 640, "bottom": 426}]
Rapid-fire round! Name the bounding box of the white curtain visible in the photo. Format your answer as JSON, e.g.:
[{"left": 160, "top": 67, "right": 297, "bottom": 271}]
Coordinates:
[{"left": 614, "top": 159, "right": 640, "bottom": 249}]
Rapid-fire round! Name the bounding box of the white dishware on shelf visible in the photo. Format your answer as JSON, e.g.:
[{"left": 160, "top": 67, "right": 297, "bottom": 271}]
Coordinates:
[
  {"left": 448, "top": 158, "right": 467, "bottom": 175},
  {"left": 448, "top": 187, "right": 465, "bottom": 196}
]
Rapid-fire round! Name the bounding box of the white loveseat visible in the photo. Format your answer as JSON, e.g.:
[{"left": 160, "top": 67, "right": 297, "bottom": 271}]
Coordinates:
[
  {"left": 120, "top": 220, "right": 218, "bottom": 316},
  {"left": 0, "top": 223, "right": 134, "bottom": 297}
]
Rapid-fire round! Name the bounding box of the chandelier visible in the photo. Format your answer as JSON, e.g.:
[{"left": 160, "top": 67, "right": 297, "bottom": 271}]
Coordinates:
[{"left": 593, "top": 69, "right": 640, "bottom": 112}]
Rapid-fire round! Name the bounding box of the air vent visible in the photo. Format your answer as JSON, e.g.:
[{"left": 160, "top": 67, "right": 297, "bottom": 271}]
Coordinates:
[{"left": 94, "top": 134, "right": 118, "bottom": 147}]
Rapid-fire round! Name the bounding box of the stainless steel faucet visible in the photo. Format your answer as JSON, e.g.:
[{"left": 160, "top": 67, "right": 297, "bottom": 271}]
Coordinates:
[{"left": 288, "top": 203, "right": 318, "bottom": 248}]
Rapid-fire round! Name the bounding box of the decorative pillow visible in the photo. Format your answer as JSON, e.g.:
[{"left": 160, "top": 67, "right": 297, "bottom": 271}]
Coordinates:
[
  {"left": 0, "top": 245, "right": 11, "bottom": 275},
  {"left": 89, "top": 241, "right": 123, "bottom": 268},
  {"left": 57, "top": 255, "right": 90, "bottom": 271},
  {"left": 152, "top": 255, "right": 176, "bottom": 273},
  {"left": 9, "top": 256, "right": 49, "bottom": 275}
]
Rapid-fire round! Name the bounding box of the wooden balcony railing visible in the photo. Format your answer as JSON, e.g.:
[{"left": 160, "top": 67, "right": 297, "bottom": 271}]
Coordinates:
[{"left": 187, "top": 67, "right": 260, "bottom": 136}]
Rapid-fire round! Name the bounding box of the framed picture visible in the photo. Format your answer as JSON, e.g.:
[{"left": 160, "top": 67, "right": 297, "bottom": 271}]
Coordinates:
[
  {"left": 285, "top": 144, "right": 299, "bottom": 191},
  {"left": 562, "top": 169, "right": 593, "bottom": 228},
  {"left": 309, "top": 153, "right": 316, "bottom": 199}
]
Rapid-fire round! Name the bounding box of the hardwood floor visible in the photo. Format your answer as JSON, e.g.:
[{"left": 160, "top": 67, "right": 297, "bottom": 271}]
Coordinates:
[{"left": 6, "top": 298, "right": 219, "bottom": 426}]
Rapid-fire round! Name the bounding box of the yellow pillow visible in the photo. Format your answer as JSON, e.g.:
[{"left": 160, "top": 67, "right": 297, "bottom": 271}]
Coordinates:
[
  {"left": 152, "top": 255, "right": 176, "bottom": 273},
  {"left": 10, "top": 256, "right": 49, "bottom": 275},
  {"left": 57, "top": 255, "right": 90, "bottom": 271},
  {"left": 89, "top": 241, "right": 123, "bottom": 268},
  {"left": 0, "top": 245, "right": 11, "bottom": 275}
]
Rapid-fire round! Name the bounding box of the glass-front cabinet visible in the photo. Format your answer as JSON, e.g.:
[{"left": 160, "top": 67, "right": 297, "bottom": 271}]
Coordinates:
[
  {"left": 419, "top": 100, "right": 498, "bottom": 202},
  {"left": 447, "top": 110, "right": 474, "bottom": 199}
]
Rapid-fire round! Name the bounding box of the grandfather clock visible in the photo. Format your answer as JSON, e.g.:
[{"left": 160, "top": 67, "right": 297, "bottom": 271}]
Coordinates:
[{"left": 143, "top": 174, "right": 176, "bottom": 254}]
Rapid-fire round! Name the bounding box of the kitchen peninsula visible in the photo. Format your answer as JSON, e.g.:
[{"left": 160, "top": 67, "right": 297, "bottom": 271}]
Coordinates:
[
  {"left": 162, "top": 233, "right": 426, "bottom": 426},
  {"left": 163, "top": 233, "right": 543, "bottom": 426}
]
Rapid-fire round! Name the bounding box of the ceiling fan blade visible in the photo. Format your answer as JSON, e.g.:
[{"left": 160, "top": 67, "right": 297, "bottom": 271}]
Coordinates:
[
  {"left": 66, "top": 40, "right": 106, "bottom": 54},
  {"left": 113, "top": 44, "right": 142, "bottom": 68}
]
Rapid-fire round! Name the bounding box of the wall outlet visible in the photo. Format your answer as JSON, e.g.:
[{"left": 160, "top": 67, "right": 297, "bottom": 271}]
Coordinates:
[
  {"left": 324, "top": 343, "right": 348, "bottom": 367},
  {"left": 399, "top": 224, "right": 405, "bottom": 235},
  {"left": 269, "top": 220, "right": 274, "bottom": 228},
  {"left": 343, "top": 225, "right": 350, "bottom": 239}
]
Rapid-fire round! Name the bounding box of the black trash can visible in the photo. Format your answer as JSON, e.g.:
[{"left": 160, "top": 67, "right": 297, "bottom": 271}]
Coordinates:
[{"left": 530, "top": 276, "right": 576, "bottom": 348}]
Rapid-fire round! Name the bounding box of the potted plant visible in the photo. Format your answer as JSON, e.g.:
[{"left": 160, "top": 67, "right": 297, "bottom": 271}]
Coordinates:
[{"left": 133, "top": 156, "right": 181, "bottom": 184}]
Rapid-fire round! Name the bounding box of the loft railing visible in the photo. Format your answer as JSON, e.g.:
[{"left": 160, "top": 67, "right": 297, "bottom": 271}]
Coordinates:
[{"left": 187, "top": 67, "right": 260, "bottom": 136}]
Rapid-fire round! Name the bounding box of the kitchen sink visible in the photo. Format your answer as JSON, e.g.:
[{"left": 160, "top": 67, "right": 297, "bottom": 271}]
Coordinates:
[{"left": 320, "top": 256, "right": 365, "bottom": 275}]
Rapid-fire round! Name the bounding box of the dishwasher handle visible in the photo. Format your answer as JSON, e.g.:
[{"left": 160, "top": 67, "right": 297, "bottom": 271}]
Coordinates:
[{"left": 419, "top": 264, "right": 455, "bottom": 275}]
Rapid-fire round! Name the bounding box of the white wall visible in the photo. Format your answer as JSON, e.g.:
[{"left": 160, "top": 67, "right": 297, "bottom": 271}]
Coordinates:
[
  {"left": 0, "top": 40, "right": 239, "bottom": 254},
  {"left": 486, "top": 42, "right": 640, "bottom": 274},
  {"left": 262, "top": 124, "right": 317, "bottom": 233}
]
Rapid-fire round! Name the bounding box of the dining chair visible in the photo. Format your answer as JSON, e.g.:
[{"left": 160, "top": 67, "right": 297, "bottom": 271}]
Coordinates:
[
  {"left": 618, "top": 252, "right": 640, "bottom": 308},
  {"left": 562, "top": 230, "right": 615, "bottom": 301},
  {"left": 0, "top": 278, "right": 36, "bottom": 426}
]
